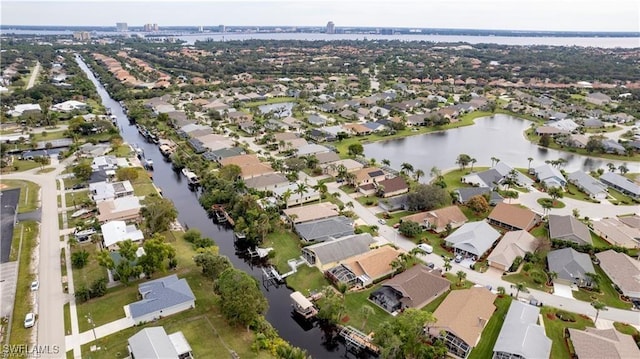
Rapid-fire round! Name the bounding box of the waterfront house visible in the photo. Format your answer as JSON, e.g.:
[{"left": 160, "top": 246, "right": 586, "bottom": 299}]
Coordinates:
[
  {"left": 128, "top": 327, "right": 193, "bottom": 359},
  {"left": 326, "top": 246, "right": 402, "bottom": 288},
  {"left": 547, "top": 248, "right": 595, "bottom": 287},
  {"left": 244, "top": 173, "right": 289, "bottom": 192},
  {"left": 89, "top": 180, "right": 134, "bottom": 202},
  {"left": 294, "top": 216, "right": 354, "bottom": 243},
  {"left": 301, "top": 233, "right": 374, "bottom": 269},
  {"left": 548, "top": 215, "right": 593, "bottom": 245},
  {"left": 568, "top": 171, "right": 608, "bottom": 200},
  {"left": 492, "top": 301, "right": 551, "bottom": 359},
  {"left": 219, "top": 154, "right": 275, "bottom": 180},
  {"left": 101, "top": 220, "right": 144, "bottom": 251},
  {"left": 128, "top": 274, "right": 195, "bottom": 325},
  {"left": 599, "top": 172, "right": 640, "bottom": 199},
  {"left": 352, "top": 167, "right": 386, "bottom": 186},
  {"left": 283, "top": 203, "right": 340, "bottom": 224},
  {"left": 487, "top": 230, "right": 537, "bottom": 272},
  {"left": 96, "top": 196, "right": 142, "bottom": 224},
  {"left": 534, "top": 164, "right": 567, "bottom": 188},
  {"left": 273, "top": 182, "right": 321, "bottom": 207},
  {"left": 453, "top": 187, "right": 504, "bottom": 205}
]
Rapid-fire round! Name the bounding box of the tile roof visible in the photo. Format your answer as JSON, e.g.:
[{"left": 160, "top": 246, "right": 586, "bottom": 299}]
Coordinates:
[
  {"left": 283, "top": 203, "right": 340, "bottom": 223},
  {"left": 303, "top": 233, "right": 374, "bottom": 264},
  {"left": 548, "top": 215, "right": 593, "bottom": 245},
  {"left": 294, "top": 216, "right": 354, "bottom": 242},
  {"left": 445, "top": 221, "right": 501, "bottom": 257},
  {"left": 488, "top": 203, "right": 540, "bottom": 231},
  {"left": 343, "top": 246, "right": 403, "bottom": 280},
  {"left": 592, "top": 218, "right": 640, "bottom": 248},
  {"left": 595, "top": 250, "right": 640, "bottom": 298},
  {"left": 487, "top": 230, "right": 537, "bottom": 270},
  {"left": 383, "top": 264, "right": 451, "bottom": 309},
  {"left": 569, "top": 328, "right": 640, "bottom": 359},
  {"left": 547, "top": 248, "right": 595, "bottom": 283}
]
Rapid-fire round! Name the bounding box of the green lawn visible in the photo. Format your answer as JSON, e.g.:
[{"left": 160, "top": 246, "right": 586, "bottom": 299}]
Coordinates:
[
  {"left": 445, "top": 273, "right": 475, "bottom": 289},
  {"left": 607, "top": 188, "right": 636, "bottom": 205},
  {"left": 32, "top": 130, "right": 68, "bottom": 141},
  {"left": 263, "top": 227, "right": 303, "bottom": 272},
  {"left": 2, "top": 160, "right": 41, "bottom": 172},
  {"left": 571, "top": 266, "right": 632, "bottom": 310},
  {"left": 285, "top": 265, "right": 329, "bottom": 294},
  {"left": 111, "top": 144, "right": 132, "bottom": 157},
  {"left": 342, "top": 288, "right": 392, "bottom": 334},
  {"left": 542, "top": 307, "right": 594, "bottom": 359},
  {"left": 36, "top": 167, "right": 55, "bottom": 174},
  {"left": 613, "top": 322, "right": 639, "bottom": 337},
  {"left": 440, "top": 167, "right": 487, "bottom": 189},
  {"left": 76, "top": 285, "right": 139, "bottom": 332},
  {"left": 0, "top": 179, "right": 41, "bottom": 213},
  {"left": 590, "top": 231, "right": 611, "bottom": 248},
  {"left": 537, "top": 197, "right": 566, "bottom": 209},
  {"left": 563, "top": 182, "right": 601, "bottom": 203},
  {"left": 9, "top": 221, "right": 39, "bottom": 346},
  {"left": 65, "top": 190, "right": 90, "bottom": 209},
  {"left": 130, "top": 168, "right": 158, "bottom": 196},
  {"left": 64, "top": 303, "right": 72, "bottom": 336},
  {"left": 526, "top": 129, "right": 640, "bottom": 161},
  {"left": 503, "top": 265, "right": 552, "bottom": 293},
  {"left": 468, "top": 296, "right": 513, "bottom": 359},
  {"left": 71, "top": 243, "right": 108, "bottom": 294},
  {"left": 356, "top": 195, "right": 378, "bottom": 207}
]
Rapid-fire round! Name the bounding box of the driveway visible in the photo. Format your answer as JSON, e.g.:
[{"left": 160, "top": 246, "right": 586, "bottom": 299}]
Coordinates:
[{"left": 553, "top": 283, "right": 574, "bottom": 299}]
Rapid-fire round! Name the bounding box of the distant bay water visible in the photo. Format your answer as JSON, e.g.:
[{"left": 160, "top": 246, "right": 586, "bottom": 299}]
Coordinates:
[{"left": 2, "top": 29, "right": 639, "bottom": 48}]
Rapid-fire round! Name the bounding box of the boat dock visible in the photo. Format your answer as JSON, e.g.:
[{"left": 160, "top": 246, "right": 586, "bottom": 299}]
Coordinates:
[
  {"left": 339, "top": 326, "right": 379, "bottom": 355},
  {"left": 212, "top": 204, "right": 235, "bottom": 226}
]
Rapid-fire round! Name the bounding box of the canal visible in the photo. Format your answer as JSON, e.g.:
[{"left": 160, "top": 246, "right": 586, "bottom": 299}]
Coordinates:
[{"left": 75, "top": 55, "right": 342, "bottom": 358}]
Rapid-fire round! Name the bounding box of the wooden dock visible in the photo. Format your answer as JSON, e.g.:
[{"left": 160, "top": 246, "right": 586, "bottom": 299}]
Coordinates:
[
  {"left": 212, "top": 204, "right": 235, "bottom": 226},
  {"left": 339, "top": 326, "right": 380, "bottom": 355}
]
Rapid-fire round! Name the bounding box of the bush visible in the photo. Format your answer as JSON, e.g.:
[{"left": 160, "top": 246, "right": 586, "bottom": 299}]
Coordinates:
[
  {"left": 398, "top": 220, "right": 422, "bottom": 238},
  {"left": 71, "top": 250, "right": 89, "bottom": 269},
  {"left": 522, "top": 263, "right": 532, "bottom": 272},
  {"left": 556, "top": 310, "right": 577, "bottom": 322},
  {"left": 90, "top": 278, "right": 107, "bottom": 298},
  {"left": 75, "top": 286, "right": 91, "bottom": 303}
]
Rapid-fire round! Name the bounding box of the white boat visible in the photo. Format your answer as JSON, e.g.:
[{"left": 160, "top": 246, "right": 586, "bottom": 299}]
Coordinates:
[
  {"left": 74, "top": 228, "right": 96, "bottom": 239},
  {"left": 186, "top": 172, "right": 200, "bottom": 186},
  {"left": 71, "top": 209, "right": 90, "bottom": 218},
  {"left": 181, "top": 167, "right": 191, "bottom": 178}
]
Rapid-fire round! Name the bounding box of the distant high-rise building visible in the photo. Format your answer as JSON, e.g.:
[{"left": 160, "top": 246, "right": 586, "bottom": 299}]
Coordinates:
[
  {"left": 143, "top": 23, "right": 159, "bottom": 32},
  {"left": 73, "top": 31, "right": 91, "bottom": 41},
  {"left": 219, "top": 24, "right": 226, "bottom": 33},
  {"left": 326, "top": 21, "right": 335, "bottom": 34},
  {"left": 116, "top": 22, "right": 128, "bottom": 32},
  {"left": 198, "top": 25, "right": 204, "bottom": 32}
]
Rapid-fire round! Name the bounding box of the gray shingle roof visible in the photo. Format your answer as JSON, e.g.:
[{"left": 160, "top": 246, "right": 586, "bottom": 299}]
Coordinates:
[
  {"left": 547, "top": 248, "right": 595, "bottom": 283},
  {"left": 454, "top": 187, "right": 503, "bottom": 205},
  {"left": 294, "top": 216, "right": 354, "bottom": 242},
  {"left": 129, "top": 275, "right": 195, "bottom": 320},
  {"left": 445, "top": 221, "right": 501, "bottom": 257},
  {"left": 128, "top": 327, "right": 179, "bottom": 359},
  {"left": 493, "top": 301, "right": 551, "bottom": 359},
  {"left": 548, "top": 215, "right": 593, "bottom": 245},
  {"left": 303, "top": 233, "right": 374, "bottom": 264},
  {"left": 568, "top": 171, "right": 608, "bottom": 197},
  {"left": 600, "top": 172, "right": 640, "bottom": 196}
]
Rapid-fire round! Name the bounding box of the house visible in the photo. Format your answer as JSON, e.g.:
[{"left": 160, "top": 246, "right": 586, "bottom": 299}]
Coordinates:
[
  {"left": 535, "top": 126, "right": 568, "bottom": 136},
  {"left": 568, "top": 328, "right": 640, "bottom": 359},
  {"left": 244, "top": 173, "right": 289, "bottom": 192},
  {"left": 568, "top": 171, "right": 608, "bottom": 200},
  {"left": 51, "top": 100, "right": 87, "bottom": 112},
  {"left": 369, "top": 264, "right": 450, "bottom": 313},
  {"left": 307, "top": 114, "right": 328, "bottom": 126},
  {"left": 6, "top": 103, "right": 41, "bottom": 117},
  {"left": 378, "top": 194, "right": 408, "bottom": 212},
  {"left": 548, "top": 215, "right": 593, "bottom": 245},
  {"left": 294, "top": 216, "right": 354, "bottom": 243},
  {"left": 326, "top": 246, "right": 403, "bottom": 287},
  {"left": 487, "top": 203, "right": 541, "bottom": 231},
  {"left": 427, "top": 287, "right": 497, "bottom": 359},
  {"left": 101, "top": 220, "right": 144, "bottom": 250},
  {"left": 453, "top": 187, "right": 504, "bottom": 206},
  {"left": 273, "top": 182, "right": 321, "bottom": 207},
  {"left": 595, "top": 250, "right": 640, "bottom": 299},
  {"left": 302, "top": 233, "right": 375, "bottom": 269},
  {"left": 548, "top": 118, "right": 580, "bottom": 132},
  {"left": 445, "top": 221, "right": 501, "bottom": 258},
  {"left": 376, "top": 177, "right": 409, "bottom": 198},
  {"left": 602, "top": 139, "right": 626, "bottom": 155},
  {"left": 487, "top": 230, "right": 538, "bottom": 272},
  {"left": 128, "top": 274, "right": 195, "bottom": 324},
  {"left": 343, "top": 123, "right": 372, "bottom": 136},
  {"left": 547, "top": 248, "right": 595, "bottom": 287},
  {"left": 462, "top": 162, "right": 533, "bottom": 189},
  {"left": 585, "top": 92, "right": 612, "bottom": 106},
  {"left": 283, "top": 203, "right": 340, "bottom": 224},
  {"left": 128, "top": 327, "right": 193, "bottom": 359},
  {"left": 591, "top": 218, "right": 640, "bottom": 248},
  {"left": 534, "top": 164, "right": 567, "bottom": 188},
  {"left": 492, "top": 301, "right": 551, "bottom": 359},
  {"left": 91, "top": 155, "right": 119, "bottom": 171},
  {"left": 402, "top": 206, "right": 468, "bottom": 233},
  {"left": 295, "top": 143, "right": 331, "bottom": 156},
  {"left": 600, "top": 172, "right": 640, "bottom": 199},
  {"left": 97, "top": 196, "right": 142, "bottom": 223},
  {"left": 202, "top": 147, "right": 245, "bottom": 162},
  {"left": 219, "top": 154, "right": 274, "bottom": 180},
  {"left": 322, "top": 159, "right": 364, "bottom": 177},
  {"left": 314, "top": 151, "right": 340, "bottom": 164},
  {"left": 89, "top": 181, "right": 134, "bottom": 202},
  {"left": 352, "top": 167, "right": 386, "bottom": 186}
]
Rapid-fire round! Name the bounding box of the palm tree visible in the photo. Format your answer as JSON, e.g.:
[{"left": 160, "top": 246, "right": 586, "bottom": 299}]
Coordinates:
[
  {"left": 414, "top": 169, "right": 424, "bottom": 182},
  {"left": 591, "top": 300, "right": 607, "bottom": 323},
  {"left": 541, "top": 200, "right": 552, "bottom": 216},
  {"left": 527, "top": 157, "right": 534, "bottom": 170},
  {"left": 469, "top": 158, "right": 477, "bottom": 172},
  {"left": 546, "top": 271, "right": 558, "bottom": 286},
  {"left": 443, "top": 257, "right": 452, "bottom": 272},
  {"left": 456, "top": 270, "right": 467, "bottom": 287},
  {"left": 585, "top": 272, "right": 601, "bottom": 291},
  {"left": 382, "top": 159, "right": 391, "bottom": 167},
  {"left": 313, "top": 182, "right": 328, "bottom": 202},
  {"left": 607, "top": 162, "right": 616, "bottom": 172},
  {"left": 360, "top": 305, "right": 375, "bottom": 330},
  {"left": 281, "top": 188, "right": 293, "bottom": 208},
  {"left": 491, "top": 156, "right": 500, "bottom": 167},
  {"left": 497, "top": 286, "right": 506, "bottom": 296},
  {"left": 369, "top": 158, "right": 377, "bottom": 167},
  {"left": 548, "top": 186, "right": 563, "bottom": 206},
  {"left": 400, "top": 162, "right": 414, "bottom": 176},
  {"left": 513, "top": 282, "right": 529, "bottom": 300},
  {"left": 618, "top": 164, "right": 629, "bottom": 174}
]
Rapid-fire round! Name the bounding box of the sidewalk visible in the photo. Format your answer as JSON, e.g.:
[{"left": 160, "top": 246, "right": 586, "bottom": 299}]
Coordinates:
[{"left": 65, "top": 316, "right": 135, "bottom": 350}]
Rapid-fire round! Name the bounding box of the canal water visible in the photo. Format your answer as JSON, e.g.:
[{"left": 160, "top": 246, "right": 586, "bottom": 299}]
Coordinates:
[{"left": 75, "top": 55, "right": 343, "bottom": 358}]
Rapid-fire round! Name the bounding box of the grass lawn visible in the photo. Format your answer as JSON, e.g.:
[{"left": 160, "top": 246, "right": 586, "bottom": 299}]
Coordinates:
[
  {"left": 530, "top": 224, "right": 548, "bottom": 239},
  {"left": 526, "top": 129, "right": 640, "bottom": 161},
  {"left": 36, "top": 167, "right": 56, "bottom": 174},
  {"left": 563, "top": 182, "right": 601, "bottom": 203},
  {"left": 263, "top": 227, "right": 303, "bottom": 272},
  {"left": 76, "top": 285, "right": 139, "bottom": 332},
  {"left": 2, "top": 160, "right": 41, "bottom": 172},
  {"left": 440, "top": 167, "right": 487, "bottom": 189},
  {"left": 339, "top": 185, "right": 356, "bottom": 194},
  {"left": 607, "top": 188, "right": 636, "bottom": 205},
  {"left": 32, "top": 130, "right": 68, "bottom": 141},
  {"left": 65, "top": 190, "right": 90, "bottom": 209},
  {"left": 110, "top": 144, "right": 132, "bottom": 157},
  {"left": 590, "top": 231, "right": 610, "bottom": 248},
  {"left": 342, "top": 287, "right": 391, "bottom": 334},
  {"left": 445, "top": 273, "right": 475, "bottom": 289},
  {"left": 376, "top": 210, "right": 413, "bottom": 224},
  {"left": 571, "top": 266, "right": 632, "bottom": 310},
  {"left": 356, "top": 195, "right": 378, "bottom": 207},
  {"left": 71, "top": 243, "right": 108, "bottom": 294},
  {"left": 468, "top": 295, "right": 513, "bottom": 359},
  {"left": 537, "top": 197, "right": 566, "bottom": 208},
  {"left": 0, "top": 179, "right": 40, "bottom": 213},
  {"left": 613, "top": 322, "right": 639, "bottom": 337},
  {"left": 130, "top": 168, "right": 158, "bottom": 196},
  {"left": 64, "top": 303, "right": 72, "bottom": 336},
  {"left": 9, "top": 221, "right": 39, "bottom": 346},
  {"left": 542, "top": 307, "right": 594, "bottom": 359},
  {"left": 503, "top": 265, "right": 552, "bottom": 293},
  {"left": 285, "top": 265, "right": 329, "bottom": 294}
]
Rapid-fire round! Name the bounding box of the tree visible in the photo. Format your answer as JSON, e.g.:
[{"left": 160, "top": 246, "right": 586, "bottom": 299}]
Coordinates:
[
  {"left": 547, "top": 271, "right": 558, "bottom": 285},
  {"left": 585, "top": 136, "right": 604, "bottom": 153},
  {"left": 497, "top": 286, "right": 506, "bottom": 296},
  {"left": 607, "top": 162, "right": 616, "bottom": 172},
  {"left": 116, "top": 167, "right": 139, "bottom": 182},
  {"left": 347, "top": 143, "right": 364, "bottom": 157},
  {"left": 219, "top": 164, "right": 242, "bottom": 181},
  {"left": 313, "top": 182, "right": 328, "bottom": 202},
  {"left": 400, "top": 162, "right": 414, "bottom": 176},
  {"left": 491, "top": 157, "right": 500, "bottom": 167},
  {"left": 360, "top": 305, "right": 375, "bottom": 331},
  {"left": 513, "top": 282, "right": 529, "bottom": 300},
  {"left": 527, "top": 157, "right": 534, "bottom": 169},
  {"left": 413, "top": 169, "right": 424, "bottom": 182},
  {"left": 316, "top": 286, "right": 345, "bottom": 325},
  {"left": 456, "top": 270, "right": 467, "bottom": 286},
  {"left": 281, "top": 188, "right": 293, "bottom": 208},
  {"left": 139, "top": 234, "right": 175, "bottom": 277},
  {"left": 591, "top": 300, "right": 607, "bottom": 323},
  {"left": 456, "top": 153, "right": 472, "bottom": 170},
  {"left": 72, "top": 161, "right": 92, "bottom": 182},
  {"left": 295, "top": 182, "right": 308, "bottom": 204},
  {"left": 194, "top": 249, "right": 231, "bottom": 280},
  {"left": 184, "top": 228, "right": 215, "bottom": 249},
  {"left": 96, "top": 249, "right": 114, "bottom": 270},
  {"left": 398, "top": 220, "right": 422, "bottom": 238},
  {"left": 443, "top": 257, "right": 452, "bottom": 272},
  {"left": 406, "top": 184, "right": 451, "bottom": 211},
  {"left": 618, "top": 164, "right": 629, "bottom": 174},
  {"left": 547, "top": 186, "right": 563, "bottom": 206},
  {"left": 71, "top": 250, "right": 89, "bottom": 268},
  {"left": 540, "top": 199, "right": 552, "bottom": 216},
  {"left": 469, "top": 158, "right": 477, "bottom": 172},
  {"left": 141, "top": 194, "right": 178, "bottom": 233},
  {"left": 215, "top": 268, "right": 268, "bottom": 328},
  {"left": 539, "top": 134, "right": 551, "bottom": 147},
  {"left": 374, "top": 308, "right": 445, "bottom": 359},
  {"left": 467, "top": 194, "right": 489, "bottom": 214},
  {"left": 382, "top": 159, "right": 391, "bottom": 166}
]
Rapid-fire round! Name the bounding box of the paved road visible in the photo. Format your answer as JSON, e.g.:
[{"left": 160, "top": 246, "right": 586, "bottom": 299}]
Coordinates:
[{"left": 26, "top": 61, "right": 41, "bottom": 90}]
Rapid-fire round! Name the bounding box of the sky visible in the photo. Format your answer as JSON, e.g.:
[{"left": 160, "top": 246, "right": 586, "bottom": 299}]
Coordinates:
[{"left": 2, "top": 0, "right": 639, "bottom": 32}]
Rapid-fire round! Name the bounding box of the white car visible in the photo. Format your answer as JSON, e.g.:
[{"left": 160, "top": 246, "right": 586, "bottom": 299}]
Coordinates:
[
  {"left": 30, "top": 280, "right": 39, "bottom": 291},
  {"left": 417, "top": 243, "right": 433, "bottom": 254},
  {"left": 24, "top": 313, "right": 36, "bottom": 328},
  {"left": 378, "top": 219, "right": 386, "bottom": 225}
]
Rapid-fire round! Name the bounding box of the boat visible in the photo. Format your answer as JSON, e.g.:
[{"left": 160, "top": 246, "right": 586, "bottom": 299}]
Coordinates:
[
  {"left": 186, "top": 172, "right": 200, "bottom": 186},
  {"left": 159, "top": 144, "right": 173, "bottom": 157},
  {"left": 133, "top": 144, "right": 144, "bottom": 158},
  {"left": 74, "top": 228, "right": 96, "bottom": 241},
  {"left": 290, "top": 291, "right": 318, "bottom": 319},
  {"left": 181, "top": 167, "right": 191, "bottom": 178},
  {"left": 70, "top": 208, "right": 90, "bottom": 218}
]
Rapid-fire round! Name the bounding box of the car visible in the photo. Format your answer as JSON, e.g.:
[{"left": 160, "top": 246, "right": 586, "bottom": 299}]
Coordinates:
[
  {"left": 393, "top": 223, "right": 400, "bottom": 229},
  {"left": 378, "top": 219, "right": 386, "bottom": 225},
  {"left": 454, "top": 254, "right": 463, "bottom": 263},
  {"left": 417, "top": 243, "right": 433, "bottom": 254},
  {"left": 72, "top": 183, "right": 87, "bottom": 190},
  {"left": 30, "top": 280, "right": 39, "bottom": 291},
  {"left": 24, "top": 313, "right": 36, "bottom": 328}
]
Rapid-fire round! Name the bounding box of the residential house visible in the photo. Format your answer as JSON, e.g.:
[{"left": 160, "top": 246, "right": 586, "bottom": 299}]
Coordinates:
[
  {"left": 51, "top": 100, "right": 87, "bottom": 112},
  {"left": 307, "top": 114, "right": 328, "bottom": 126},
  {"left": 548, "top": 119, "right": 580, "bottom": 132},
  {"left": 547, "top": 248, "right": 595, "bottom": 287},
  {"left": 302, "top": 233, "right": 375, "bottom": 269},
  {"left": 89, "top": 181, "right": 134, "bottom": 202},
  {"left": 548, "top": 215, "right": 593, "bottom": 245},
  {"left": 462, "top": 162, "right": 533, "bottom": 189},
  {"left": 202, "top": 147, "right": 245, "bottom": 162},
  {"left": 91, "top": 155, "right": 119, "bottom": 171},
  {"left": 314, "top": 151, "right": 340, "bottom": 164},
  {"left": 128, "top": 274, "right": 196, "bottom": 324},
  {"left": 375, "top": 177, "right": 409, "bottom": 198},
  {"left": 283, "top": 203, "right": 340, "bottom": 224},
  {"left": 97, "top": 196, "right": 142, "bottom": 223},
  {"left": 600, "top": 172, "right": 640, "bottom": 199},
  {"left": 369, "top": 264, "right": 450, "bottom": 313},
  {"left": 295, "top": 143, "right": 331, "bottom": 156},
  {"left": 219, "top": 154, "right": 274, "bottom": 180},
  {"left": 487, "top": 203, "right": 541, "bottom": 231},
  {"left": 568, "top": 328, "right": 640, "bottom": 359},
  {"left": 585, "top": 92, "right": 612, "bottom": 106},
  {"left": 294, "top": 216, "right": 354, "bottom": 243},
  {"left": 128, "top": 327, "right": 193, "bottom": 359},
  {"left": 487, "top": 230, "right": 537, "bottom": 272},
  {"left": 445, "top": 221, "right": 501, "bottom": 258},
  {"left": 568, "top": 171, "right": 608, "bottom": 200},
  {"left": 6, "top": 103, "right": 41, "bottom": 117},
  {"left": 595, "top": 250, "right": 640, "bottom": 299},
  {"left": 402, "top": 206, "right": 468, "bottom": 233},
  {"left": 378, "top": 194, "right": 408, "bottom": 212},
  {"left": 101, "top": 220, "right": 144, "bottom": 250},
  {"left": 591, "top": 218, "right": 640, "bottom": 249},
  {"left": 405, "top": 114, "right": 427, "bottom": 126},
  {"left": 582, "top": 118, "right": 604, "bottom": 128},
  {"left": 619, "top": 215, "right": 640, "bottom": 229},
  {"left": 602, "top": 139, "right": 626, "bottom": 155},
  {"left": 343, "top": 123, "right": 372, "bottom": 136},
  {"left": 195, "top": 133, "right": 235, "bottom": 152},
  {"left": 569, "top": 134, "right": 590, "bottom": 148},
  {"left": 453, "top": 187, "right": 504, "bottom": 206},
  {"left": 352, "top": 167, "right": 386, "bottom": 186},
  {"left": 326, "top": 246, "right": 403, "bottom": 287},
  {"left": 492, "top": 301, "right": 551, "bottom": 359},
  {"left": 273, "top": 182, "right": 320, "bottom": 207},
  {"left": 322, "top": 159, "right": 364, "bottom": 177},
  {"left": 307, "top": 128, "right": 335, "bottom": 142},
  {"left": 534, "top": 164, "right": 567, "bottom": 188},
  {"left": 244, "top": 173, "right": 289, "bottom": 192},
  {"left": 427, "top": 287, "right": 497, "bottom": 359},
  {"left": 535, "top": 126, "right": 568, "bottom": 136}
]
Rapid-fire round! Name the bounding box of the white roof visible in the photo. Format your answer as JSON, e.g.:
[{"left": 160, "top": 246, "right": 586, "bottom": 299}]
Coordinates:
[
  {"left": 272, "top": 182, "right": 319, "bottom": 198},
  {"left": 168, "top": 331, "right": 192, "bottom": 356},
  {"left": 296, "top": 144, "right": 331, "bottom": 156},
  {"left": 446, "top": 221, "right": 501, "bottom": 257},
  {"left": 7, "top": 103, "right": 41, "bottom": 116},
  {"left": 101, "top": 221, "right": 144, "bottom": 248},
  {"left": 290, "top": 291, "right": 313, "bottom": 310}
]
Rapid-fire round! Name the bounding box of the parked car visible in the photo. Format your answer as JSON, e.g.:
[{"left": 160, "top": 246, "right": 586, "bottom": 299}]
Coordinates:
[
  {"left": 71, "top": 183, "right": 87, "bottom": 190},
  {"left": 417, "top": 243, "right": 433, "bottom": 254},
  {"left": 24, "top": 313, "right": 36, "bottom": 328},
  {"left": 378, "top": 219, "right": 386, "bottom": 225},
  {"left": 30, "top": 280, "right": 39, "bottom": 291},
  {"left": 454, "top": 254, "right": 463, "bottom": 263}
]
